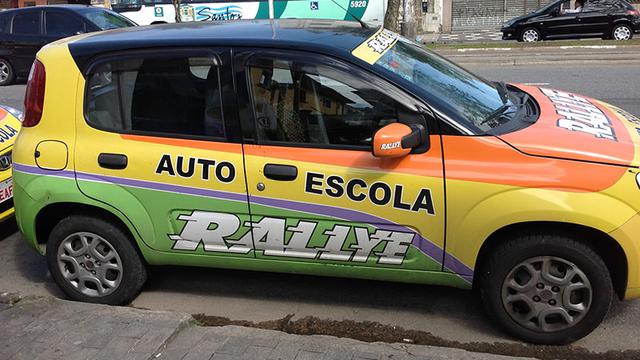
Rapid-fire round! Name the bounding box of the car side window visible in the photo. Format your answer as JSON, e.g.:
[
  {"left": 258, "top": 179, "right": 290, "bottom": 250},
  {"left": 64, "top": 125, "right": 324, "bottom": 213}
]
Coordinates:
[
  {"left": 0, "top": 14, "right": 10, "bottom": 34},
  {"left": 85, "top": 54, "right": 225, "bottom": 139},
  {"left": 247, "top": 56, "right": 425, "bottom": 148},
  {"left": 46, "top": 12, "right": 85, "bottom": 37},
  {"left": 12, "top": 11, "right": 41, "bottom": 35}
]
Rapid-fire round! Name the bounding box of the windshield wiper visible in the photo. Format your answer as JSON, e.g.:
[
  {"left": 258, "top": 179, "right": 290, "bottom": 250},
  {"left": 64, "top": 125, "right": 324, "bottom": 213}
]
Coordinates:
[
  {"left": 480, "top": 104, "right": 512, "bottom": 125},
  {"left": 494, "top": 81, "right": 510, "bottom": 105}
]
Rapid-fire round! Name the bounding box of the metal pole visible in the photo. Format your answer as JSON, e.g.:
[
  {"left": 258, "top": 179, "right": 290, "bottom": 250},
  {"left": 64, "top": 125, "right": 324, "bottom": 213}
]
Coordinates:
[{"left": 269, "top": 0, "right": 274, "bottom": 19}]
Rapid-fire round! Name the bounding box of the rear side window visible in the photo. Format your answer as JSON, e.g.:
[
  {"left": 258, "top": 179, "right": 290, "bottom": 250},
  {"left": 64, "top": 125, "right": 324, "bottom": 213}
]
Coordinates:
[
  {"left": 46, "top": 11, "right": 85, "bottom": 37},
  {"left": 12, "top": 11, "right": 41, "bottom": 35},
  {"left": 85, "top": 54, "right": 225, "bottom": 139},
  {"left": 0, "top": 14, "right": 10, "bottom": 34}
]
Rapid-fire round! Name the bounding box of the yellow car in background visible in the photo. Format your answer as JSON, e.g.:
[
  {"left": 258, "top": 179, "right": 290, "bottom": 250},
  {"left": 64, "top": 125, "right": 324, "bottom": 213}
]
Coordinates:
[{"left": 0, "top": 105, "right": 21, "bottom": 221}]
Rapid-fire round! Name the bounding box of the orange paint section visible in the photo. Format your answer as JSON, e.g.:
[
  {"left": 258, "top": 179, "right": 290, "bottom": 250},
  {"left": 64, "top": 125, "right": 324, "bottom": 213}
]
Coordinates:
[
  {"left": 0, "top": 108, "right": 7, "bottom": 120},
  {"left": 242, "top": 136, "right": 444, "bottom": 178},
  {"left": 501, "top": 86, "right": 635, "bottom": 166},
  {"left": 443, "top": 135, "right": 627, "bottom": 192},
  {"left": 120, "top": 134, "right": 241, "bottom": 153},
  {"left": 372, "top": 123, "right": 412, "bottom": 158}
]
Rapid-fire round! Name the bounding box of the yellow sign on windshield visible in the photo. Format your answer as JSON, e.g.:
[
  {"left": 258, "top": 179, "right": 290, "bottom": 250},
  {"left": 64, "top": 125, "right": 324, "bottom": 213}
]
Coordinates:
[{"left": 352, "top": 27, "right": 399, "bottom": 65}]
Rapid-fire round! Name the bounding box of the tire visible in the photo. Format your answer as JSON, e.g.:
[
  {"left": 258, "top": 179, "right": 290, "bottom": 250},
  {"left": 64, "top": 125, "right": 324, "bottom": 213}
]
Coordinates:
[
  {"left": 478, "top": 233, "right": 613, "bottom": 344},
  {"left": 0, "top": 58, "right": 14, "bottom": 86},
  {"left": 611, "top": 24, "right": 633, "bottom": 41},
  {"left": 46, "top": 215, "right": 147, "bottom": 305},
  {"left": 520, "top": 27, "right": 541, "bottom": 43}
]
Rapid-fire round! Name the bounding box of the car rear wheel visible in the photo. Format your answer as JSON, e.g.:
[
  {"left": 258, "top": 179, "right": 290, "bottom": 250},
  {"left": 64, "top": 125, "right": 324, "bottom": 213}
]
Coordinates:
[
  {"left": 520, "top": 28, "right": 541, "bottom": 42},
  {"left": 612, "top": 24, "right": 633, "bottom": 41},
  {"left": 0, "top": 59, "right": 14, "bottom": 86},
  {"left": 479, "top": 233, "right": 613, "bottom": 344},
  {"left": 46, "top": 215, "right": 147, "bottom": 305}
]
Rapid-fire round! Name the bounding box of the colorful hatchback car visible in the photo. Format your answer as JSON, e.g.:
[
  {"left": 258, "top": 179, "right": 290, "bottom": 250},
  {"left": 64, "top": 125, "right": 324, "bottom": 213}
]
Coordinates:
[{"left": 12, "top": 20, "right": 640, "bottom": 345}]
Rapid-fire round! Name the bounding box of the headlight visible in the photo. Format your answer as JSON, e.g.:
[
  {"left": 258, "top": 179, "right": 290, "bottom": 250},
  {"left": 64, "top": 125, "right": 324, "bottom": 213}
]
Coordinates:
[
  {"left": 502, "top": 20, "right": 515, "bottom": 28},
  {"left": 0, "top": 105, "right": 23, "bottom": 121}
]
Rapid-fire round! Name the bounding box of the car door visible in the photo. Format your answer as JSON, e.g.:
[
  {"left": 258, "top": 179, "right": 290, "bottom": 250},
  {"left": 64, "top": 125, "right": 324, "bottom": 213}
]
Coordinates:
[
  {"left": 9, "top": 9, "right": 44, "bottom": 75},
  {"left": 575, "top": 0, "right": 610, "bottom": 35},
  {"left": 237, "top": 49, "right": 446, "bottom": 272},
  {"left": 44, "top": 10, "right": 87, "bottom": 42},
  {"left": 75, "top": 48, "right": 256, "bottom": 258},
  {"left": 543, "top": 0, "right": 582, "bottom": 37}
]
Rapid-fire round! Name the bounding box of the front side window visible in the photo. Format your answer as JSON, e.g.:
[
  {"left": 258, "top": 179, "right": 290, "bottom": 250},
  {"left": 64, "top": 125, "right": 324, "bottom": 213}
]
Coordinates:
[
  {"left": 12, "top": 11, "right": 41, "bottom": 35},
  {"left": 46, "top": 12, "right": 84, "bottom": 37},
  {"left": 248, "top": 57, "right": 424, "bottom": 148},
  {"left": 86, "top": 54, "right": 224, "bottom": 139},
  {"left": 78, "top": 8, "right": 137, "bottom": 29}
]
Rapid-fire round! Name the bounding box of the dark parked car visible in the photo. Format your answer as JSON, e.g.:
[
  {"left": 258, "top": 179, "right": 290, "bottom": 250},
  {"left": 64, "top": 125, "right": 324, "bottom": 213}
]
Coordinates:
[
  {"left": 0, "top": 5, "right": 136, "bottom": 86},
  {"left": 501, "top": 0, "right": 640, "bottom": 42}
]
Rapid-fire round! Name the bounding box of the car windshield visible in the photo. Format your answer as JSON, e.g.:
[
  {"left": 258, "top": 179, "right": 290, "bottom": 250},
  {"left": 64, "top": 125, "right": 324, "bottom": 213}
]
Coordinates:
[
  {"left": 373, "top": 36, "right": 532, "bottom": 134},
  {"left": 78, "top": 8, "right": 137, "bottom": 29}
]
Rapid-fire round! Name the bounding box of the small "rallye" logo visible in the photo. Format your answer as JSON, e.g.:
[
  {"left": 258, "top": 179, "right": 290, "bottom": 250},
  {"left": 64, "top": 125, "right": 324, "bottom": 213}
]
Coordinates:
[{"left": 381, "top": 141, "right": 401, "bottom": 150}]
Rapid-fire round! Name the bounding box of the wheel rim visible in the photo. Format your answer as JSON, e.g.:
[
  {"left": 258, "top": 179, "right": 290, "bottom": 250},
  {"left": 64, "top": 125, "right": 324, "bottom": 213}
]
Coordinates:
[
  {"left": 57, "top": 232, "right": 123, "bottom": 297},
  {"left": 501, "top": 256, "right": 592, "bottom": 333},
  {"left": 614, "top": 26, "right": 631, "bottom": 40},
  {"left": 523, "top": 29, "right": 539, "bottom": 42},
  {"left": 0, "top": 62, "right": 8, "bottom": 83}
]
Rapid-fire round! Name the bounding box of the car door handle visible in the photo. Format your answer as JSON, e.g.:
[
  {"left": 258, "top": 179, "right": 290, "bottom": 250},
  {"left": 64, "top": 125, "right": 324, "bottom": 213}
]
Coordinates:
[
  {"left": 264, "top": 164, "right": 298, "bottom": 181},
  {"left": 98, "top": 153, "right": 128, "bottom": 170}
]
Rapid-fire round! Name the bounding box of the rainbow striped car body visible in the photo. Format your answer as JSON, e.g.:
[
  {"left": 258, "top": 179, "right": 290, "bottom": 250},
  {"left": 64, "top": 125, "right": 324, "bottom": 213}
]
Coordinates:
[
  {"left": 0, "top": 106, "right": 21, "bottom": 221},
  {"left": 11, "top": 20, "right": 640, "bottom": 343}
]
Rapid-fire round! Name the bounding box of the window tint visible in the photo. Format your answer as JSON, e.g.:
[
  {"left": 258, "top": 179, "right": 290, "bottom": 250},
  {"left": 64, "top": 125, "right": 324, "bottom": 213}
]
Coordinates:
[
  {"left": 86, "top": 55, "right": 224, "bottom": 138},
  {"left": 46, "top": 12, "right": 84, "bottom": 37},
  {"left": 0, "top": 14, "right": 10, "bottom": 34},
  {"left": 12, "top": 11, "right": 40, "bottom": 35},
  {"left": 248, "top": 58, "right": 424, "bottom": 148},
  {"left": 78, "top": 8, "right": 136, "bottom": 29}
]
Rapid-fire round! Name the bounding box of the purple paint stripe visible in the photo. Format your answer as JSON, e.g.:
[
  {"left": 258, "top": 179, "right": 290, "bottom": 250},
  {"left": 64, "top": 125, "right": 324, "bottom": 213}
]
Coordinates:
[
  {"left": 250, "top": 195, "right": 473, "bottom": 276},
  {"left": 14, "top": 163, "right": 473, "bottom": 277}
]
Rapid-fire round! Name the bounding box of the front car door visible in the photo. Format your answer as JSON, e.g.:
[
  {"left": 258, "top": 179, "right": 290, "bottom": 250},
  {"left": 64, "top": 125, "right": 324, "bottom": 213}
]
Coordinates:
[
  {"left": 543, "top": 0, "right": 582, "bottom": 37},
  {"left": 75, "top": 48, "right": 256, "bottom": 258},
  {"left": 236, "top": 49, "right": 447, "bottom": 276}
]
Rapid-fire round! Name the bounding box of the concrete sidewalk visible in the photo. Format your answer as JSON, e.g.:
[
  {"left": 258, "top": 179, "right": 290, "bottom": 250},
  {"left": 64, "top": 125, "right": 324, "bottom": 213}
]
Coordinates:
[{"left": 0, "top": 292, "right": 533, "bottom": 360}]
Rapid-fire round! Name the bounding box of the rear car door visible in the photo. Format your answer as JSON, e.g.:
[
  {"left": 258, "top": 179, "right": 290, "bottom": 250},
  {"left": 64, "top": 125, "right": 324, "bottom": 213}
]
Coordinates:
[
  {"left": 237, "top": 49, "right": 447, "bottom": 273},
  {"left": 75, "top": 49, "right": 256, "bottom": 257},
  {"left": 9, "top": 9, "right": 44, "bottom": 75},
  {"left": 577, "top": 0, "right": 611, "bottom": 35}
]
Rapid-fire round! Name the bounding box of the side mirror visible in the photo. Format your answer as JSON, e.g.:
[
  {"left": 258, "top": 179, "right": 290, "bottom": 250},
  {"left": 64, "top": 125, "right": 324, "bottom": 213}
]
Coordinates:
[{"left": 372, "top": 123, "right": 428, "bottom": 158}]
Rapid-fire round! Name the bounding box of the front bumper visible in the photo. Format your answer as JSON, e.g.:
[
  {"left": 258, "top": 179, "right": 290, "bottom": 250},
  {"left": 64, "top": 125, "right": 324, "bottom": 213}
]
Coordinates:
[{"left": 501, "top": 28, "right": 517, "bottom": 40}]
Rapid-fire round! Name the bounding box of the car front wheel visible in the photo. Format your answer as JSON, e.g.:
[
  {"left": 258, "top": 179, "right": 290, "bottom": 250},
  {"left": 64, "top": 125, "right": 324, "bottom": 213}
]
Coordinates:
[
  {"left": 479, "top": 233, "right": 613, "bottom": 344},
  {"left": 612, "top": 24, "right": 633, "bottom": 41},
  {"left": 46, "top": 215, "right": 147, "bottom": 305},
  {"left": 520, "top": 28, "right": 541, "bottom": 42}
]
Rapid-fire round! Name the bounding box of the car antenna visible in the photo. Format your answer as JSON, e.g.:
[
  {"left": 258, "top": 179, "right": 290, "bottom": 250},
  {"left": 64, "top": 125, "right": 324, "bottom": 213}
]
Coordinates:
[{"left": 328, "top": 0, "right": 369, "bottom": 29}]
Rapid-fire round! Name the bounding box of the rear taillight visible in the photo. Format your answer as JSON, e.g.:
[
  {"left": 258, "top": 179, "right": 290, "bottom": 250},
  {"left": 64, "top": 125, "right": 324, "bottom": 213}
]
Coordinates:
[
  {"left": 629, "top": 9, "right": 639, "bottom": 16},
  {"left": 23, "top": 60, "right": 46, "bottom": 127}
]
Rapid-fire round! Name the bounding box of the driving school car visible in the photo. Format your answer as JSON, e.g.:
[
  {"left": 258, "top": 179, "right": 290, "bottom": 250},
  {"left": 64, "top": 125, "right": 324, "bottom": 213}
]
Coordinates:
[
  {"left": 11, "top": 20, "right": 640, "bottom": 345},
  {"left": 0, "top": 106, "right": 21, "bottom": 221}
]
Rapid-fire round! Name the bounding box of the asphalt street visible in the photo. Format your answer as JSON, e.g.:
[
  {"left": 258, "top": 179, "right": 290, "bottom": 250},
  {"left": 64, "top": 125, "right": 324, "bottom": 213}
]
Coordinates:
[{"left": 0, "top": 59, "right": 639, "bottom": 357}]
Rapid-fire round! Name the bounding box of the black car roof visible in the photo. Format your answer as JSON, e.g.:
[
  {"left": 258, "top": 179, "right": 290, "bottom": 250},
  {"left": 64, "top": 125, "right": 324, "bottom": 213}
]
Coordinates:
[
  {"left": 68, "top": 19, "right": 379, "bottom": 72},
  {"left": 1, "top": 4, "right": 95, "bottom": 13}
]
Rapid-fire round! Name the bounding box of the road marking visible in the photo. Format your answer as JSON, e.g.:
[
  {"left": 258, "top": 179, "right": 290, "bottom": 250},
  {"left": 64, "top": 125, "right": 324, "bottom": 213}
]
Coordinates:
[
  {"left": 457, "top": 48, "right": 512, "bottom": 52},
  {"left": 523, "top": 83, "right": 550, "bottom": 86},
  {"left": 559, "top": 45, "right": 617, "bottom": 49}
]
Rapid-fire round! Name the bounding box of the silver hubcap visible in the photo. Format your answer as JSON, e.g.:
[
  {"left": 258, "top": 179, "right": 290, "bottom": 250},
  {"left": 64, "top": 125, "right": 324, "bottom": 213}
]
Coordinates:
[
  {"left": 57, "top": 232, "right": 123, "bottom": 297},
  {"left": 614, "top": 26, "right": 631, "bottom": 40},
  {"left": 502, "top": 256, "right": 592, "bottom": 333},
  {"left": 0, "top": 62, "right": 8, "bottom": 82},
  {"left": 522, "top": 29, "right": 539, "bottom": 42}
]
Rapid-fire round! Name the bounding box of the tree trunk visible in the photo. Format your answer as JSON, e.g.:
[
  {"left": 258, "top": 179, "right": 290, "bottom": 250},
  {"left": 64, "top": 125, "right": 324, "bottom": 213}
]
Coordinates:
[
  {"left": 172, "top": 0, "right": 182, "bottom": 23},
  {"left": 384, "top": 0, "right": 402, "bottom": 32}
]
